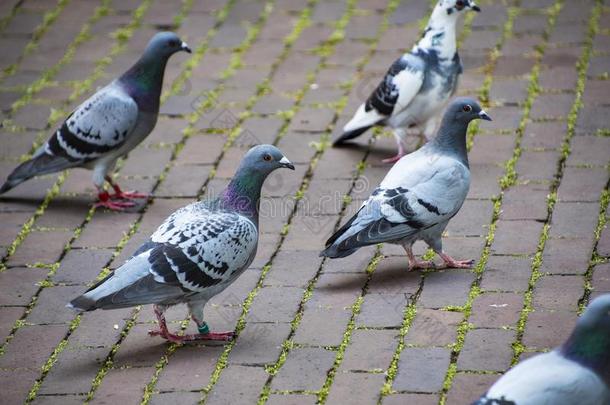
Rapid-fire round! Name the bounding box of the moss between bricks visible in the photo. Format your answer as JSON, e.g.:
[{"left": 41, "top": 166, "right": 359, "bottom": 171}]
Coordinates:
[
  {"left": 438, "top": 1, "right": 567, "bottom": 400},
  {"left": 507, "top": 0, "right": 603, "bottom": 366}
]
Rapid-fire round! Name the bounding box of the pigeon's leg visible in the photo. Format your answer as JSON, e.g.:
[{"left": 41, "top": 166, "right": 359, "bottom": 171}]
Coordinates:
[
  {"left": 403, "top": 244, "right": 435, "bottom": 270},
  {"left": 382, "top": 128, "right": 408, "bottom": 164},
  {"left": 94, "top": 186, "right": 136, "bottom": 211},
  {"left": 148, "top": 305, "right": 188, "bottom": 343},
  {"left": 105, "top": 176, "right": 149, "bottom": 200},
  {"left": 182, "top": 301, "right": 235, "bottom": 342},
  {"left": 421, "top": 117, "right": 438, "bottom": 141},
  {"left": 438, "top": 252, "right": 474, "bottom": 269}
]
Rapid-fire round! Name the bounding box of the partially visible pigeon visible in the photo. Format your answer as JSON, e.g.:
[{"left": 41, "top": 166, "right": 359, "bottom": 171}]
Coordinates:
[
  {"left": 321, "top": 98, "right": 491, "bottom": 270},
  {"left": 333, "top": 0, "right": 481, "bottom": 163},
  {"left": 473, "top": 294, "right": 610, "bottom": 405},
  {"left": 0, "top": 32, "right": 191, "bottom": 210},
  {"left": 68, "top": 145, "right": 295, "bottom": 343}
]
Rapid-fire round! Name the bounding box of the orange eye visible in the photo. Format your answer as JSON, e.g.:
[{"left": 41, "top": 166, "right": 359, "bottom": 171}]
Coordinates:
[
  {"left": 463, "top": 105, "right": 472, "bottom": 112},
  {"left": 263, "top": 154, "right": 272, "bottom": 162}
]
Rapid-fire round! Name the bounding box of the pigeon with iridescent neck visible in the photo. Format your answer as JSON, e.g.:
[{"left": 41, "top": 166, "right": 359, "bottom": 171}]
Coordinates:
[
  {"left": 473, "top": 294, "right": 610, "bottom": 405},
  {"left": 0, "top": 32, "right": 191, "bottom": 210},
  {"left": 322, "top": 98, "right": 491, "bottom": 270},
  {"left": 68, "top": 145, "right": 294, "bottom": 343},
  {"left": 333, "top": 0, "right": 481, "bottom": 163}
]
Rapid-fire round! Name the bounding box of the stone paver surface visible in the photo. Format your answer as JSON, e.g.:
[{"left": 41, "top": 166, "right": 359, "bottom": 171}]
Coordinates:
[{"left": 0, "top": 0, "right": 608, "bottom": 404}]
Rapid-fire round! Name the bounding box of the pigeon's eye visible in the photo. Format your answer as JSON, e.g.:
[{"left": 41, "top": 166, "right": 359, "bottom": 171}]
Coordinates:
[
  {"left": 168, "top": 39, "right": 179, "bottom": 47},
  {"left": 455, "top": 0, "right": 466, "bottom": 9},
  {"left": 462, "top": 105, "right": 472, "bottom": 112},
  {"left": 263, "top": 154, "right": 273, "bottom": 162}
]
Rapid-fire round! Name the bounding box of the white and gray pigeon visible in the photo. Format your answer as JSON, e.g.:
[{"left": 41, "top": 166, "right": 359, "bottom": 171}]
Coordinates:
[
  {"left": 0, "top": 32, "right": 191, "bottom": 210},
  {"left": 333, "top": 0, "right": 481, "bottom": 163},
  {"left": 68, "top": 145, "right": 295, "bottom": 343},
  {"left": 473, "top": 294, "right": 610, "bottom": 405},
  {"left": 321, "top": 98, "right": 491, "bottom": 270}
]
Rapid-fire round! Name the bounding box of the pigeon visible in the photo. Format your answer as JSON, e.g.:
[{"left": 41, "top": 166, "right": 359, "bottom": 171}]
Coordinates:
[
  {"left": 321, "top": 98, "right": 491, "bottom": 270},
  {"left": 68, "top": 145, "right": 295, "bottom": 343},
  {"left": 0, "top": 32, "right": 191, "bottom": 210},
  {"left": 333, "top": 0, "right": 481, "bottom": 163},
  {"left": 473, "top": 294, "right": 610, "bottom": 405}
]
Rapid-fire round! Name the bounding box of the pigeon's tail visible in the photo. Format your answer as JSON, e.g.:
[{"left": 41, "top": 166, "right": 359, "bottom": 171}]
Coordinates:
[
  {"left": 0, "top": 152, "right": 75, "bottom": 195},
  {"left": 333, "top": 125, "right": 373, "bottom": 146},
  {"left": 333, "top": 103, "right": 385, "bottom": 145},
  {"left": 319, "top": 244, "right": 358, "bottom": 259},
  {"left": 67, "top": 296, "right": 97, "bottom": 312}
]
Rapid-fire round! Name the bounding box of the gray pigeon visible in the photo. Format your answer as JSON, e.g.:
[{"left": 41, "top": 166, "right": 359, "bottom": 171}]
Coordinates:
[
  {"left": 333, "top": 0, "right": 481, "bottom": 163},
  {"left": 473, "top": 294, "right": 610, "bottom": 405},
  {"left": 0, "top": 32, "right": 191, "bottom": 210},
  {"left": 321, "top": 98, "right": 491, "bottom": 270},
  {"left": 69, "top": 145, "right": 294, "bottom": 343}
]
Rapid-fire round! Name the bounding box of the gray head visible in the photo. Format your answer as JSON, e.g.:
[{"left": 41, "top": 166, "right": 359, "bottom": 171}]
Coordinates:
[
  {"left": 237, "top": 144, "right": 295, "bottom": 176},
  {"left": 143, "top": 32, "right": 191, "bottom": 59},
  {"left": 436, "top": 0, "right": 481, "bottom": 16},
  {"left": 442, "top": 97, "right": 492, "bottom": 125},
  {"left": 573, "top": 294, "right": 610, "bottom": 336}
]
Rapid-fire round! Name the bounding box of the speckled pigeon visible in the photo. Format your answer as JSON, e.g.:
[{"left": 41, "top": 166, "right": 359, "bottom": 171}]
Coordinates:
[
  {"left": 321, "top": 98, "right": 491, "bottom": 270},
  {"left": 333, "top": 0, "right": 481, "bottom": 163},
  {"left": 0, "top": 32, "right": 191, "bottom": 210},
  {"left": 473, "top": 294, "right": 610, "bottom": 405},
  {"left": 68, "top": 145, "right": 295, "bottom": 343}
]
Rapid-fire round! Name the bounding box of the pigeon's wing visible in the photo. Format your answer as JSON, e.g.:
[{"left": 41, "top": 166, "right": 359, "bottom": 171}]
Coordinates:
[
  {"left": 337, "top": 53, "right": 425, "bottom": 141},
  {"left": 44, "top": 84, "right": 138, "bottom": 163},
  {"left": 70, "top": 204, "right": 258, "bottom": 310},
  {"left": 323, "top": 151, "right": 469, "bottom": 255},
  {"left": 475, "top": 352, "right": 610, "bottom": 405}
]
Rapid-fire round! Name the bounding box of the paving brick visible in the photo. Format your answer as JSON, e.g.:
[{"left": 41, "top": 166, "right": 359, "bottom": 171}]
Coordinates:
[
  {"left": 340, "top": 329, "right": 397, "bottom": 372},
  {"left": 156, "top": 344, "right": 224, "bottom": 391},
  {"left": 458, "top": 328, "right": 515, "bottom": 372},
  {"left": 394, "top": 347, "right": 451, "bottom": 393},
  {"left": 90, "top": 366, "right": 155, "bottom": 405},
  {"left": 0, "top": 306, "right": 25, "bottom": 341},
  {"left": 419, "top": 270, "right": 474, "bottom": 309},
  {"left": 383, "top": 393, "right": 439, "bottom": 405},
  {"left": 541, "top": 237, "right": 592, "bottom": 275},
  {"left": 405, "top": 308, "right": 462, "bottom": 347},
  {"left": 357, "top": 293, "right": 406, "bottom": 328},
  {"left": 470, "top": 292, "right": 523, "bottom": 328},
  {"left": 39, "top": 346, "right": 107, "bottom": 395},
  {"left": 27, "top": 285, "right": 84, "bottom": 325},
  {"left": 0, "top": 324, "right": 67, "bottom": 371},
  {"left": 326, "top": 372, "right": 385, "bottom": 404},
  {"left": 446, "top": 373, "right": 499, "bottom": 405},
  {"left": 149, "top": 392, "right": 201, "bottom": 405},
  {"left": 532, "top": 275, "right": 583, "bottom": 311},
  {"left": 492, "top": 220, "right": 543, "bottom": 255},
  {"left": 500, "top": 183, "right": 550, "bottom": 221},
  {"left": 247, "top": 286, "right": 303, "bottom": 323},
  {"left": 7, "top": 229, "right": 72, "bottom": 266},
  {"left": 271, "top": 348, "right": 335, "bottom": 391},
  {"left": 550, "top": 202, "right": 599, "bottom": 239},
  {"left": 293, "top": 304, "right": 352, "bottom": 347},
  {"left": 0, "top": 267, "right": 48, "bottom": 306},
  {"left": 267, "top": 394, "right": 317, "bottom": 405},
  {"left": 523, "top": 309, "right": 578, "bottom": 349},
  {"left": 264, "top": 250, "right": 322, "bottom": 288},
  {"left": 229, "top": 322, "right": 291, "bottom": 365},
  {"left": 557, "top": 167, "right": 608, "bottom": 202},
  {"left": 0, "top": 368, "right": 40, "bottom": 405}
]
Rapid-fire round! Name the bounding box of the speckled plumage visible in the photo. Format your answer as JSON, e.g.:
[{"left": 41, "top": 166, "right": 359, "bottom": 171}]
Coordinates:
[{"left": 334, "top": 0, "right": 480, "bottom": 162}]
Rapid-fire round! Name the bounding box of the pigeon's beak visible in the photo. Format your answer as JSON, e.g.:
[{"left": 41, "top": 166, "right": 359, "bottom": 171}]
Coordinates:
[
  {"left": 279, "top": 156, "right": 295, "bottom": 170},
  {"left": 470, "top": 2, "right": 481, "bottom": 12},
  {"left": 479, "top": 110, "right": 492, "bottom": 121},
  {"left": 181, "top": 41, "right": 192, "bottom": 53}
]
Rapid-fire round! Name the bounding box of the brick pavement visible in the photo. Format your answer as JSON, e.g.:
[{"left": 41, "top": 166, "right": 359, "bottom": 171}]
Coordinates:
[{"left": 0, "top": 0, "right": 608, "bottom": 404}]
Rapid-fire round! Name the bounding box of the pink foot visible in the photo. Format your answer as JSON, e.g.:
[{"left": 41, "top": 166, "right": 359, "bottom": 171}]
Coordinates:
[
  {"left": 381, "top": 154, "right": 405, "bottom": 164},
  {"left": 408, "top": 259, "right": 436, "bottom": 271},
  {"left": 439, "top": 253, "right": 474, "bottom": 269},
  {"left": 95, "top": 191, "right": 135, "bottom": 211},
  {"left": 111, "top": 190, "right": 150, "bottom": 200},
  {"left": 148, "top": 329, "right": 235, "bottom": 343}
]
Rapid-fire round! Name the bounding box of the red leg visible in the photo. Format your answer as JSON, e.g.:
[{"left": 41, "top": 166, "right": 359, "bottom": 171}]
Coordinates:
[
  {"left": 105, "top": 176, "right": 149, "bottom": 200},
  {"left": 148, "top": 307, "right": 235, "bottom": 343},
  {"left": 95, "top": 189, "right": 135, "bottom": 211},
  {"left": 381, "top": 143, "right": 406, "bottom": 164},
  {"left": 404, "top": 245, "right": 435, "bottom": 271},
  {"left": 439, "top": 252, "right": 474, "bottom": 269}
]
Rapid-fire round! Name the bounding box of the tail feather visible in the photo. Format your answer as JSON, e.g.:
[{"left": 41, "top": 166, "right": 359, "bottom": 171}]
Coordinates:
[
  {"left": 0, "top": 152, "right": 76, "bottom": 194},
  {"left": 333, "top": 125, "right": 374, "bottom": 146}
]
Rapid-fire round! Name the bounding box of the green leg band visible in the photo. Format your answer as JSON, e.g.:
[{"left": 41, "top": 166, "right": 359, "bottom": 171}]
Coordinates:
[{"left": 198, "top": 322, "right": 210, "bottom": 334}]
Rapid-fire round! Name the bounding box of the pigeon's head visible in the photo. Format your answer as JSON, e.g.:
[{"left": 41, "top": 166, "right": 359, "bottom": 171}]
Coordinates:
[
  {"left": 445, "top": 97, "right": 492, "bottom": 124},
  {"left": 241, "top": 145, "right": 295, "bottom": 176},
  {"left": 437, "top": 0, "right": 481, "bottom": 16},
  {"left": 146, "top": 32, "right": 192, "bottom": 58}
]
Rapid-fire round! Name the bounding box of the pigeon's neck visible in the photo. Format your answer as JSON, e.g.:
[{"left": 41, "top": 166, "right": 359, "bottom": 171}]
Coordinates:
[
  {"left": 431, "top": 116, "right": 469, "bottom": 166},
  {"left": 220, "top": 169, "right": 266, "bottom": 220},
  {"left": 120, "top": 52, "right": 168, "bottom": 112},
  {"left": 416, "top": 7, "right": 458, "bottom": 60},
  {"left": 561, "top": 327, "right": 610, "bottom": 386}
]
